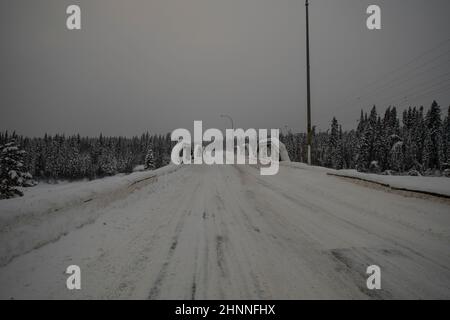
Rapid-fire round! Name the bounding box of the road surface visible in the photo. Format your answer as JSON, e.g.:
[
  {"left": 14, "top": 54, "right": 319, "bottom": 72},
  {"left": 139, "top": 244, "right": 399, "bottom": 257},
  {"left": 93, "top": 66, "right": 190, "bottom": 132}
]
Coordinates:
[{"left": 1, "top": 164, "right": 450, "bottom": 299}]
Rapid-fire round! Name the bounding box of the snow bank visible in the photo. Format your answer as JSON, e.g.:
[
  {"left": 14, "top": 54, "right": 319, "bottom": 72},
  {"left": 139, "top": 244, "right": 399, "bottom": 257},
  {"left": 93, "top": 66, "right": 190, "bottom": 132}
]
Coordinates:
[
  {"left": 0, "top": 164, "right": 181, "bottom": 266},
  {"left": 132, "top": 164, "right": 146, "bottom": 172},
  {"left": 281, "top": 162, "right": 450, "bottom": 198},
  {"left": 329, "top": 169, "right": 450, "bottom": 198},
  {"left": 280, "top": 161, "right": 332, "bottom": 173}
]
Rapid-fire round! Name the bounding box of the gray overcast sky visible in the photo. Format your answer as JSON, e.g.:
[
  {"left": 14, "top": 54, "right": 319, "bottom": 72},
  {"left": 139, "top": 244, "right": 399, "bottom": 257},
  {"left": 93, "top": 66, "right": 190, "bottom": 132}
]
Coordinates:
[{"left": 1, "top": 0, "right": 450, "bottom": 137}]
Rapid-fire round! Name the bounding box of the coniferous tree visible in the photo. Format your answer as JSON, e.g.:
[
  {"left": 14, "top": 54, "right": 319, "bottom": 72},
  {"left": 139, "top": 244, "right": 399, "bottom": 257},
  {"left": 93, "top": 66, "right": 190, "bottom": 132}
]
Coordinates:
[
  {"left": 423, "top": 101, "right": 442, "bottom": 171},
  {"left": 442, "top": 106, "right": 450, "bottom": 175},
  {"left": 355, "top": 111, "right": 369, "bottom": 171},
  {"left": 145, "top": 143, "right": 156, "bottom": 170},
  {"left": 2, "top": 99, "right": 449, "bottom": 194},
  {"left": 327, "top": 117, "right": 343, "bottom": 169},
  {"left": 0, "top": 140, "right": 34, "bottom": 199}
]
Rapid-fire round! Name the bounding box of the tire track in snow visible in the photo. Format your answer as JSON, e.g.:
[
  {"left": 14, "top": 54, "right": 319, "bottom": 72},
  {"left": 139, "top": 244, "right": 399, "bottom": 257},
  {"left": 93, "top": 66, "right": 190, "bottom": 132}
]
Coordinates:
[{"left": 147, "top": 180, "right": 202, "bottom": 299}]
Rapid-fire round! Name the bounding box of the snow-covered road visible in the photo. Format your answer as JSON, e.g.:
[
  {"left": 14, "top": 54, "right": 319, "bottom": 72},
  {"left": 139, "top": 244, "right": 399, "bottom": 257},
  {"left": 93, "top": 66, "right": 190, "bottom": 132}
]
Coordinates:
[{"left": 1, "top": 164, "right": 450, "bottom": 299}]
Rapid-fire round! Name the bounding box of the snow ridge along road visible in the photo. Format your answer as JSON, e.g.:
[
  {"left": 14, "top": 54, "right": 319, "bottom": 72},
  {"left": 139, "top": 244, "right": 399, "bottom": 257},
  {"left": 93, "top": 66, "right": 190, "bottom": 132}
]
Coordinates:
[{"left": 0, "top": 164, "right": 450, "bottom": 299}]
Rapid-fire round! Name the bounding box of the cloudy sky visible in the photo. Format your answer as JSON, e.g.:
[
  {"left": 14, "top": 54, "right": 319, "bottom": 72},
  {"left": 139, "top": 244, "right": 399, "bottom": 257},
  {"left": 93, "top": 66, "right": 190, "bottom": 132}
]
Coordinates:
[{"left": 1, "top": 0, "right": 449, "bottom": 137}]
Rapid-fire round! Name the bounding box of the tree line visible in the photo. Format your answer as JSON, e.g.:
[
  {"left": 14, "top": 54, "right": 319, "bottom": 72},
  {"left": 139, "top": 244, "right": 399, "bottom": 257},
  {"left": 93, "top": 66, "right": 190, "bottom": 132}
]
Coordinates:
[
  {"left": 0, "top": 132, "right": 173, "bottom": 184},
  {"left": 1, "top": 100, "right": 449, "bottom": 199},
  {"left": 281, "top": 100, "right": 450, "bottom": 175}
]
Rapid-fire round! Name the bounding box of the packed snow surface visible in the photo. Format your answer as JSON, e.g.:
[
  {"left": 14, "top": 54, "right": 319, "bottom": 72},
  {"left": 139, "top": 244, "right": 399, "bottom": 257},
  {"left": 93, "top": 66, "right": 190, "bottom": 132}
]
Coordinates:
[{"left": 0, "top": 163, "right": 449, "bottom": 299}]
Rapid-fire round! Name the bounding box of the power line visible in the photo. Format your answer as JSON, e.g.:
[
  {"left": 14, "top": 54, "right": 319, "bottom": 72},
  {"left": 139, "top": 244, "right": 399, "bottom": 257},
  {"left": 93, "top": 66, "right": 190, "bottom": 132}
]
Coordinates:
[
  {"left": 394, "top": 82, "right": 450, "bottom": 107},
  {"left": 369, "top": 71, "right": 450, "bottom": 108},
  {"left": 338, "top": 37, "right": 450, "bottom": 109},
  {"left": 349, "top": 49, "right": 450, "bottom": 109},
  {"left": 342, "top": 37, "right": 450, "bottom": 104}
]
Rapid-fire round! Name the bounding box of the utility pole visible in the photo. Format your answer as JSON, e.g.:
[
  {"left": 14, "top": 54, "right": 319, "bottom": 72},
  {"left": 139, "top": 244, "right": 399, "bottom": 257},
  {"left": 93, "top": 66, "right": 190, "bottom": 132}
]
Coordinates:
[{"left": 305, "top": 0, "right": 312, "bottom": 165}]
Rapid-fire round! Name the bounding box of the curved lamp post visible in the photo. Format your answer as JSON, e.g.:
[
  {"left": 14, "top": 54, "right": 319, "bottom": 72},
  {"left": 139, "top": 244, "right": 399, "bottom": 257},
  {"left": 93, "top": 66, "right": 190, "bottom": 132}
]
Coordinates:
[{"left": 220, "top": 114, "right": 234, "bottom": 129}]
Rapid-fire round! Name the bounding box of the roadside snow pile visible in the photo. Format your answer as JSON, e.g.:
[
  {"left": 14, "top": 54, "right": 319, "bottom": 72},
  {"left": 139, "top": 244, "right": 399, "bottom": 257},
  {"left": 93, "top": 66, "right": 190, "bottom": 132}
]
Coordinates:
[
  {"left": 329, "top": 169, "right": 450, "bottom": 198},
  {"left": 133, "top": 164, "right": 146, "bottom": 172},
  {"left": 282, "top": 162, "right": 450, "bottom": 197},
  {"left": 0, "top": 164, "right": 181, "bottom": 266},
  {"left": 280, "top": 161, "right": 331, "bottom": 173}
]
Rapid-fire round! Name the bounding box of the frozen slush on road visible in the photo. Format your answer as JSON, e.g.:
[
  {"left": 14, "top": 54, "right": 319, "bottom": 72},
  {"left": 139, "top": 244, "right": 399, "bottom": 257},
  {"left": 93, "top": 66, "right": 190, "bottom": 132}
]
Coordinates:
[{"left": 0, "top": 163, "right": 450, "bottom": 299}]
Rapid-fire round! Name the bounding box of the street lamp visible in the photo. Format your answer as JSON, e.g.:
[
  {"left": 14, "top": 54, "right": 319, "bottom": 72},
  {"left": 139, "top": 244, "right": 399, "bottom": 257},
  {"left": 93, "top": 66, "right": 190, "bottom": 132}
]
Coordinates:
[{"left": 220, "top": 114, "right": 234, "bottom": 129}]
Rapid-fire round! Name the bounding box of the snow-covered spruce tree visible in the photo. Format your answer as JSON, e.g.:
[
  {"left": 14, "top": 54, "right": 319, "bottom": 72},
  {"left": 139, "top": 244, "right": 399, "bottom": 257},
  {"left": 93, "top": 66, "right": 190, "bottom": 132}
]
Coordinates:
[
  {"left": 145, "top": 144, "right": 156, "bottom": 170},
  {"left": 341, "top": 130, "right": 356, "bottom": 169},
  {"left": 161, "top": 133, "right": 173, "bottom": 166},
  {"left": 98, "top": 146, "right": 118, "bottom": 177},
  {"left": 356, "top": 107, "right": 380, "bottom": 172},
  {"left": 423, "top": 101, "right": 442, "bottom": 172},
  {"left": 400, "top": 106, "right": 426, "bottom": 173},
  {"left": 0, "top": 140, "right": 34, "bottom": 199},
  {"left": 404, "top": 108, "right": 416, "bottom": 170},
  {"left": 444, "top": 107, "right": 450, "bottom": 160},
  {"left": 43, "top": 137, "right": 65, "bottom": 180},
  {"left": 415, "top": 106, "right": 426, "bottom": 168},
  {"left": 155, "top": 135, "right": 165, "bottom": 168},
  {"left": 381, "top": 107, "right": 400, "bottom": 171},
  {"left": 355, "top": 110, "right": 369, "bottom": 171},
  {"left": 283, "top": 130, "right": 296, "bottom": 162},
  {"left": 389, "top": 139, "right": 404, "bottom": 173},
  {"left": 294, "top": 133, "right": 304, "bottom": 163},
  {"left": 442, "top": 106, "right": 450, "bottom": 176},
  {"left": 372, "top": 115, "right": 384, "bottom": 172},
  {"left": 326, "top": 117, "right": 343, "bottom": 169}
]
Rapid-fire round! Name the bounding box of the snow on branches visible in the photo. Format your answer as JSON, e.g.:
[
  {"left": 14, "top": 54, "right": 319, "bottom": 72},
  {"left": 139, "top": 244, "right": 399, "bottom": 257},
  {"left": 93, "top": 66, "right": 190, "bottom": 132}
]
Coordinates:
[{"left": 0, "top": 140, "right": 35, "bottom": 199}]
